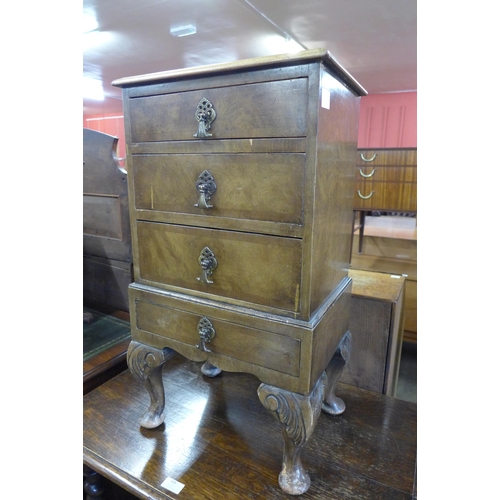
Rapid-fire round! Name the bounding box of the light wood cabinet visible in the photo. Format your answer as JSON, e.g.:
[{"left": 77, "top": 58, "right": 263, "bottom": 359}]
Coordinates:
[{"left": 354, "top": 148, "right": 417, "bottom": 212}]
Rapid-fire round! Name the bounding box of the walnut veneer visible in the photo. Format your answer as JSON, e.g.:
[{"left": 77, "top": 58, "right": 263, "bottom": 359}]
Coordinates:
[{"left": 113, "top": 49, "right": 366, "bottom": 495}]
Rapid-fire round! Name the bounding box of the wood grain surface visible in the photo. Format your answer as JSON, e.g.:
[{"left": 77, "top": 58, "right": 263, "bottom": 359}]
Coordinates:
[
  {"left": 135, "top": 221, "right": 302, "bottom": 313},
  {"left": 84, "top": 353, "right": 416, "bottom": 499}
]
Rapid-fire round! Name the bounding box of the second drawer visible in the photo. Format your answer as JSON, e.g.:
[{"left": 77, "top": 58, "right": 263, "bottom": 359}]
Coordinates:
[{"left": 131, "top": 153, "right": 305, "bottom": 225}]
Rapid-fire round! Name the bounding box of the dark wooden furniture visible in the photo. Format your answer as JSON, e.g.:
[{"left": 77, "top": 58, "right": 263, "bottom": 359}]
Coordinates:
[
  {"left": 353, "top": 148, "right": 417, "bottom": 253},
  {"left": 341, "top": 269, "right": 405, "bottom": 396},
  {"left": 112, "top": 49, "right": 366, "bottom": 494},
  {"left": 83, "top": 307, "right": 131, "bottom": 395},
  {"left": 83, "top": 354, "right": 417, "bottom": 499},
  {"left": 83, "top": 128, "right": 132, "bottom": 312}
]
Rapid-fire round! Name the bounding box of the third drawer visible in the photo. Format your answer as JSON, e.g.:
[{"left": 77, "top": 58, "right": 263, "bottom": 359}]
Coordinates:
[{"left": 134, "top": 221, "right": 303, "bottom": 314}]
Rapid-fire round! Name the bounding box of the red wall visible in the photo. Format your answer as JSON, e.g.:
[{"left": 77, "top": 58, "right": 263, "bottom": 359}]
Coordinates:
[
  {"left": 357, "top": 91, "right": 417, "bottom": 148},
  {"left": 83, "top": 90, "right": 417, "bottom": 158}
]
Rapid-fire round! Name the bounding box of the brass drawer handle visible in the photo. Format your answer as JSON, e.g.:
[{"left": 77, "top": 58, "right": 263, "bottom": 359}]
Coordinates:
[
  {"left": 194, "top": 170, "right": 217, "bottom": 209},
  {"left": 359, "top": 168, "right": 376, "bottom": 178},
  {"left": 196, "top": 317, "right": 216, "bottom": 352},
  {"left": 360, "top": 153, "right": 377, "bottom": 162},
  {"left": 197, "top": 247, "right": 218, "bottom": 284},
  {"left": 357, "top": 190, "right": 374, "bottom": 199},
  {"left": 194, "top": 97, "right": 216, "bottom": 138}
]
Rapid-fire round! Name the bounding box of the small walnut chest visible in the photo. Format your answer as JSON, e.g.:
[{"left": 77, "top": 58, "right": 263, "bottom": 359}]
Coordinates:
[{"left": 113, "top": 49, "right": 366, "bottom": 495}]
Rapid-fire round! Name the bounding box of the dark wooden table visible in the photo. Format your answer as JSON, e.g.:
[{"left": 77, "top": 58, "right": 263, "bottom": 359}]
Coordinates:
[
  {"left": 83, "top": 306, "right": 130, "bottom": 395},
  {"left": 83, "top": 353, "right": 416, "bottom": 499}
]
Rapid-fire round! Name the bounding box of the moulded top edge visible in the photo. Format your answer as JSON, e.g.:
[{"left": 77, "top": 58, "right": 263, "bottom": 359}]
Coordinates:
[{"left": 112, "top": 48, "right": 367, "bottom": 97}]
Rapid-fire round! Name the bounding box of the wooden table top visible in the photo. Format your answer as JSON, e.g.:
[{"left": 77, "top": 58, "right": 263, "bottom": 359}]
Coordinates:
[
  {"left": 349, "top": 268, "right": 406, "bottom": 303},
  {"left": 84, "top": 353, "right": 416, "bottom": 499}
]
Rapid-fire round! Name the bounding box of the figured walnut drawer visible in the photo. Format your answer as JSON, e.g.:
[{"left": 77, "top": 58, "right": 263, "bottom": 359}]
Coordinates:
[
  {"left": 135, "top": 221, "right": 302, "bottom": 312},
  {"left": 132, "top": 153, "right": 305, "bottom": 225},
  {"left": 134, "top": 299, "right": 301, "bottom": 377},
  {"left": 127, "top": 78, "right": 308, "bottom": 142},
  {"left": 354, "top": 150, "right": 417, "bottom": 212}
]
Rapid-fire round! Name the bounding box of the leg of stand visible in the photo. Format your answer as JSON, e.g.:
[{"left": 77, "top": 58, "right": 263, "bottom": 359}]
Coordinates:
[
  {"left": 257, "top": 374, "right": 326, "bottom": 495},
  {"left": 322, "top": 331, "right": 352, "bottom": 415},
  {"left": 127, "top": 341, "right": 175, "bottom": 429},
  {"left": 201, "top": 360, "right": 222, "bottom": 377},
  {"left": 83, "top": 465, "right": 104, "bottom": 500}
]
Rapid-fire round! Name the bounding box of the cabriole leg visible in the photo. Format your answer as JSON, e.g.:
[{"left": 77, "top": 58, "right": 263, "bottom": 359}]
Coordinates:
[
  {"left": 257, "top": 374, "right": 326, "bottom": 495},
  {"left": 322, "top": 330, "right": 352, "bottom": 415},
  {"left": 127, "top": 341, "right": 175, "bottom": 429}
]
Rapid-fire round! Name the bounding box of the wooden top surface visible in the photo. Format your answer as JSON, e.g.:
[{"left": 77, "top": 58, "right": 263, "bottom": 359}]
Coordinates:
[
  {"left": 84, "top": 352, "right": 416, "bottom": 499},
  {"left": 112, "top": 48, "right": 367, "bottom": 96},
  {"left": 349, "top": 268, "right": 405, "bottom": 303}
]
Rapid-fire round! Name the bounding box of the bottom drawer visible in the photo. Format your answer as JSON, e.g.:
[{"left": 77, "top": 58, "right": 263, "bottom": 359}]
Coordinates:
[
  {"left": 133, "top": 296, "right": 301, "bottom": 378},
  {"left": 128, "top": 278, "right": 352, "bottom": 394}
]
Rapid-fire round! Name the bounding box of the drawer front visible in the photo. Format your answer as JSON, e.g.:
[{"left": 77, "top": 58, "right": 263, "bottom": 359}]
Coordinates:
[
  {"left": 357, "top": 149, "right": 417, "bottom": 167},
  {"left": 128, "top": 78, "right": 308, "bottom": 142},
  {"left": 134, "top": 299, "right": 301, "bottom": 377},
  {"left": 136, "top": 221, "right": 302, "bottom": 312},
  {"left": 132, "top": 153, "right": 305, "bottom": 225},
  {"left": 355, "top": 166, "right": 417, "bottom": 183},
  {"left": 354, "top": 180, "right": 417, "bottom": 211}
]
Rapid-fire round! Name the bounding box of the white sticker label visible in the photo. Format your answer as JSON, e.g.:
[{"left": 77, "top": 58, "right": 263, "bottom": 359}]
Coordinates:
[
  {"left": 161, "top": 477, "right": 185, "bottom": 494},
  {"left": 321, "top": 87, "right": 330, "bottom": 109},
  {"left": 390, "top": 275, "right": 401, "bottom": 279}
]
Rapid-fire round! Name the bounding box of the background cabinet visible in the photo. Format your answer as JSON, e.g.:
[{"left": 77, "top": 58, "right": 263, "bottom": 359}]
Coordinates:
[
  {"left": 354, "top": 148, "right": 417, "bottom": 212},
  {"left": 83, "top": 129, "right": 132, "bottom": 312},
  {"left": 114, "top": 50, "right": 365, "bottom": 494},
  {"left": 341, "top": 269, "right": 405, "bottom": 396},
  {"left": 351, "top": 148, "right": 417, "bottom": 344}
]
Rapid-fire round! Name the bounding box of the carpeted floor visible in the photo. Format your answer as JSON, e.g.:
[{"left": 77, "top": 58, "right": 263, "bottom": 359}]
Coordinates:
[{"left": 83, "top": 308, "right": 131, "bottom": 362}]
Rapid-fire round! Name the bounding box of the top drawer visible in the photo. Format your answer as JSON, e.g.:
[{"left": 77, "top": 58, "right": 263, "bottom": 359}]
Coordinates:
[{"left": 127, "top": 78, "right": 309, "bottom": 143}]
